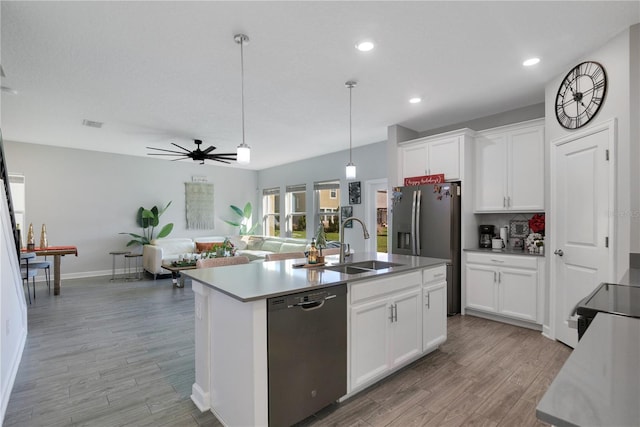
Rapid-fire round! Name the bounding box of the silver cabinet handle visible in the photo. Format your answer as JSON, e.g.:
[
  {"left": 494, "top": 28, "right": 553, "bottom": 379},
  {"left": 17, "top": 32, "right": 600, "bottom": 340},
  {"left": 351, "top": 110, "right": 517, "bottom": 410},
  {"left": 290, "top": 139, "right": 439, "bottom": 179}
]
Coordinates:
[
  {"left": 507, "top": 196, "right": 511, "bottom": 207},
  {"left": 494, "top": 271, "right": 497, "bottom": 282},
  {"left": 490, "top": 259, "right": 505, "bottom": 263},
  {"left": 394, "top": 304, "right": 398, "bottom": 322},
  {"left": 389, "top": 305, "right": 394, "bottom": 322},
  {"left": 434, "top": 273, "right": 444, "bottom": 277},
  {"left": 503, "top": 197, "right": 506, "bottom": 208},
  {"left": 554, "top": 249, "right": 564, "bottom": 257},
  {"left": 425, "top": 293, "right": 430, "bottom": 309},
  {"left": 498, "top": 272, "right": 501, "bottom": 283}
]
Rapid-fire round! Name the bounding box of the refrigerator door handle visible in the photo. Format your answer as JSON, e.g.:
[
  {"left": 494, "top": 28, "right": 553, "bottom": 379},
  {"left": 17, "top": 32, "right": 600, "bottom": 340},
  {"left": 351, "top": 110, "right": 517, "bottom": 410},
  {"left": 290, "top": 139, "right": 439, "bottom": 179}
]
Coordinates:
[
  {"left": 411, "top": 190, "right": 418, "bottom": 255},
  {"left": 415, "top": 190, "right": 422, "bottom": 256}
]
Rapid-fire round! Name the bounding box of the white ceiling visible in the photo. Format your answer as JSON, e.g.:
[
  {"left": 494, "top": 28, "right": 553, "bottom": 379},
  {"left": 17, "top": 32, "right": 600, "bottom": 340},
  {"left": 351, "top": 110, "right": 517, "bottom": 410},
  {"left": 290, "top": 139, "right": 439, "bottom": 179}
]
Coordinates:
[{"left": 2, "top": 1, "right": 639, "bottom": 170}]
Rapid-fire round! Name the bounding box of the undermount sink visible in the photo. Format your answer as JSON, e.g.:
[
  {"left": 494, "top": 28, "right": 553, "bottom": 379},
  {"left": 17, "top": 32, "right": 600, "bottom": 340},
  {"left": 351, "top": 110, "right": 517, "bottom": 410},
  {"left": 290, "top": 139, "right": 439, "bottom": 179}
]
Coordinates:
[
  {"left": 320, "top": 260, "right": 404, "bottom": 275},
  {"left": 322, "top": 265, "right": 373, "bottom": 275},
  {"left": 347, "top": 260, "right": 403, "bottom": 270}
]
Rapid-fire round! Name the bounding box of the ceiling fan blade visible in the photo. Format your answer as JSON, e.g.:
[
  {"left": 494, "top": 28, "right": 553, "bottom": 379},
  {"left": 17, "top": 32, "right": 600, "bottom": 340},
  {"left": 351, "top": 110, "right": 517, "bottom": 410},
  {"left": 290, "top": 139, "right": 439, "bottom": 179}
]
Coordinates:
[
  {"left": 147, "top": 147, "right": 189, "bottom": 155},
  {"left": 206, "top": 156, "right": 237, "bottom": 161},
  {"left": 202, "top": 146, "right": 216, "bottom": 154},
  {"left": 211, "top": 158, "right": 231, "bottom": 164},
  {"left": 210, "top": 152, "right": 237, "bottom": 157},
  {"left": 170, "top": 156, "right": 190, "bottom": 161},
  {"left": 170, "top": 143, "right": 192, "bottom": 153}
]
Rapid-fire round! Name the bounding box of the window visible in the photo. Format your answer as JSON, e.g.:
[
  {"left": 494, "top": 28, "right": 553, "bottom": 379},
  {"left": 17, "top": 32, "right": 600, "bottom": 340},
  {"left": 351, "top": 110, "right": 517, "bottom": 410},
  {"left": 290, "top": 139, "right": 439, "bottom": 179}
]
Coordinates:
[
  {"left": 314, "top": 180, "right": 340, "bottom": 241},
  {"left": 9, "top": 174, "right": 25, "bottom": 246},
  {"left": 262, "top": 187, "right": 280, "bottom": 237},
  {"left": 286, "top": 184, "right": 306, "bottom": 238}
]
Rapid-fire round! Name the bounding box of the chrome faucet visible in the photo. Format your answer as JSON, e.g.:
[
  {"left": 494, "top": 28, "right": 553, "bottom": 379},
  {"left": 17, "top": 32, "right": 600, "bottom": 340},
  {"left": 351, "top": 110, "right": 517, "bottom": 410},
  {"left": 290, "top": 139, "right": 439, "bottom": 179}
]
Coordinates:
[{"left": 339, "top": 216, "right": 370, "bottom": 263}]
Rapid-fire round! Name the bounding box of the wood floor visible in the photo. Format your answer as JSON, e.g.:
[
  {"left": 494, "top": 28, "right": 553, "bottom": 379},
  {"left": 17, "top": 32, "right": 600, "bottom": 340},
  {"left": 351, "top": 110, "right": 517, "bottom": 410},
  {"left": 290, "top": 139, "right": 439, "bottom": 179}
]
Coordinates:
[{"left": 4, "top": 275, "right": 571, "bottom": 427}]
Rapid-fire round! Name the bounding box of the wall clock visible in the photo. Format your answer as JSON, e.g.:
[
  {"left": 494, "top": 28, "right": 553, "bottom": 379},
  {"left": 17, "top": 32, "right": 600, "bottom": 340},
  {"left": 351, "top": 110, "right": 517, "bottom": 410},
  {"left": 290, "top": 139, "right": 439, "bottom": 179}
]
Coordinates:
[
  {"left": 556, "top": 61, "right": 607, "bottom": 129},
  {"left": 555, "top": 61, "right": 607, "bottom": 129}
]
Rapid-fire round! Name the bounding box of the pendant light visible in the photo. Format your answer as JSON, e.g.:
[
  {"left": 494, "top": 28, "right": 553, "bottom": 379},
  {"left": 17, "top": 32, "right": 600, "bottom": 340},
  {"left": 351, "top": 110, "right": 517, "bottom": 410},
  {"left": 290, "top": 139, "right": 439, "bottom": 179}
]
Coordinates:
[
  {"left": 235, "top": 34, "right": 250, "bottom": 164},
  {"left": 345, "top": 80, "right": 357, "bottom": 180}
]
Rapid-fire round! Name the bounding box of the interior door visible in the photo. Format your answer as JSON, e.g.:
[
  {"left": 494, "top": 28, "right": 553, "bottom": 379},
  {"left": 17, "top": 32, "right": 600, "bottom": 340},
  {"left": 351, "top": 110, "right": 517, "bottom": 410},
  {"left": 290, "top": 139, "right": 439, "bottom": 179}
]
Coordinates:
[{"left": 552, "top": 122, "right": 613, "bottom": 348}]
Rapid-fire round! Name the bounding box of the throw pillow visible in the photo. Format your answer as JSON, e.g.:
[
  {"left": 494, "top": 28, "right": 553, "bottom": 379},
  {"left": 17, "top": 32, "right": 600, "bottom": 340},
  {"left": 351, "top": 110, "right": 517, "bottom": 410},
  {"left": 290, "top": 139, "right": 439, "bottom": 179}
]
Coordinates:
[{"left": 196, "top": 242, "right": 219, "bottom": 253}]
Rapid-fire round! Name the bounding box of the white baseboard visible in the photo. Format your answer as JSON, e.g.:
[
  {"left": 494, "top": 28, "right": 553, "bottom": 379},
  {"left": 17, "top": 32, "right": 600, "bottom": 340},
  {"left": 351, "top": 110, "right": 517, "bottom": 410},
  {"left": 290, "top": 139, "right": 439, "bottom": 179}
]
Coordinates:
[
  {"left": 191, "top": 384, "right": 210, "bottom": 412},
  {"left": 1, "top": 326, "right": 26, "bottom": 424},
  {"left": 464, "top": 309, "right": 542, "bottom": 331},
  {"left": 542, "top": 324, "right": 553, "bottom": 340}
]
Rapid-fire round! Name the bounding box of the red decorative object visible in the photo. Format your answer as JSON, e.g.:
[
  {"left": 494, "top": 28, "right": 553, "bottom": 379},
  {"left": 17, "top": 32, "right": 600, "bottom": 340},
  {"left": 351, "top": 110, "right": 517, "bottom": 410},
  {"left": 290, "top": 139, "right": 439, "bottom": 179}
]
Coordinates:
[
  {"left": 404, "top": 174, "right": 445, "bottom": 186},
  {"left": 529, "top": 214, "right": 545, "bottom": 234}
]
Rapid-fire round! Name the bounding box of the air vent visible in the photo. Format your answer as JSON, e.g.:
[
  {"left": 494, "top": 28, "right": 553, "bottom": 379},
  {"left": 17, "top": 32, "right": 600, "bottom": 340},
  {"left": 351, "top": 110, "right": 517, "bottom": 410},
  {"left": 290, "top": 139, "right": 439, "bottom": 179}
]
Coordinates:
[{"left": 82, "top": 119, "right": 103, "bottom": 128}]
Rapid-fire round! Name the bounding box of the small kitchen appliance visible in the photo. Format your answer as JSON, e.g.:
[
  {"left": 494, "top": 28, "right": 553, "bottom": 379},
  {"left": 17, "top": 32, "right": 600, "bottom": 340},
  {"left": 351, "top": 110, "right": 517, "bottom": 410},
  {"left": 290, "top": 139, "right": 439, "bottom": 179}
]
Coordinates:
[{"left": 479, "top": 225, "right": 495, "bottom": 248}]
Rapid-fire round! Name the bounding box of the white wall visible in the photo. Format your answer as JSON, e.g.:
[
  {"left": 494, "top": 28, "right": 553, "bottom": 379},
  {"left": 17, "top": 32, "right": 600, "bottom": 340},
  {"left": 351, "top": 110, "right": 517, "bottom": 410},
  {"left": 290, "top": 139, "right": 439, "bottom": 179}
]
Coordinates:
[
  {"left": 257, "top": 141, "right": 387, "bottom": 253},
  {"left": 545, "top": 24, "right": 640, "bottom": 282},
  {"left": 4, "top": 141, "right": 258, "bottom": 278}
]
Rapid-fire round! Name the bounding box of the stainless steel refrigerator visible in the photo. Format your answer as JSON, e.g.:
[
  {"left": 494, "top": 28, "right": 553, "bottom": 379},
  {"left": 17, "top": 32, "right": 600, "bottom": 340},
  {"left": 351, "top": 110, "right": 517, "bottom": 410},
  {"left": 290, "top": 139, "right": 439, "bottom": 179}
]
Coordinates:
[{"left": 392, "top": 182, "right": 461, "bottom": 315}]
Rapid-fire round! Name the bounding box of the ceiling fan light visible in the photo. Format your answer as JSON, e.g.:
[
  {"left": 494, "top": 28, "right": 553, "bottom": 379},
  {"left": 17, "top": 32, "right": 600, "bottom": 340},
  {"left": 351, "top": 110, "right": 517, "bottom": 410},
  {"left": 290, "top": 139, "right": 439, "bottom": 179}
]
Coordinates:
[
  {"left": 237, "top": 143, "right": 251, "bottom": 164},
  {"left": 346, "top": 162, "right": 357, "bottom": 180}
]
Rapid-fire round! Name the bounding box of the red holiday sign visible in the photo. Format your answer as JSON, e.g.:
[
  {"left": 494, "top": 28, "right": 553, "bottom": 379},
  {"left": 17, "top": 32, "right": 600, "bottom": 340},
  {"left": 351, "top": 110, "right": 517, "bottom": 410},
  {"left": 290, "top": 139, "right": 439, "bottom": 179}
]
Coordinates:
[{"left": 404, "top": 174, "right": 445, "bottom": 186}]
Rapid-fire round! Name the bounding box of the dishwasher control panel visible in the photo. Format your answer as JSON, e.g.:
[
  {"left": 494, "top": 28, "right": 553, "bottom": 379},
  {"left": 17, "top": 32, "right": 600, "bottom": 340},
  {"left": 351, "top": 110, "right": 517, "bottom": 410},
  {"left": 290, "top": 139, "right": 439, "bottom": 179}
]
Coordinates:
[{"left": 267, "top": 284, "right": 346, "bottom": 310}]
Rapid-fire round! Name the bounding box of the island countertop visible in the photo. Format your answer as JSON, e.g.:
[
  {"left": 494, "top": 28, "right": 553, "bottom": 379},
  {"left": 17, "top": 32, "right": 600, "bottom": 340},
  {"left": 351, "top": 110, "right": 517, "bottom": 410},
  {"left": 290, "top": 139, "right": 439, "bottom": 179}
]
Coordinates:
[
  {"left": 183, "top": 252, "right": 449, "bottom": 302},
  {"left": 536, "top": 312, "right": 640, "bottom": 426}
]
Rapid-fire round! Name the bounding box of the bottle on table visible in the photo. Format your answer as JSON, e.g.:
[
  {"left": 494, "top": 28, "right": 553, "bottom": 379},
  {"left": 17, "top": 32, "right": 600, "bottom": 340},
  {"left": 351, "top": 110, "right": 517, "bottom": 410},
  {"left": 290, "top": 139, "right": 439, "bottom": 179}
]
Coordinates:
[{"left": 308, "top": 238, "right": 318, "bottom": 264}]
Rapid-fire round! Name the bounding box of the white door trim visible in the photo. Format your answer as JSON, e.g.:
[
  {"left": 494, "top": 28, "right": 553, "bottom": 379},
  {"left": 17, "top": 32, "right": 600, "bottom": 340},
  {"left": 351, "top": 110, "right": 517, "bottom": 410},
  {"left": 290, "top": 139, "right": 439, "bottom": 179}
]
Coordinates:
[
  {"left": 548, "top": 118, "right": 617, "bottom": 340},
  {"left": 364, "top": 179, "right": 388, "bottom": 253}
]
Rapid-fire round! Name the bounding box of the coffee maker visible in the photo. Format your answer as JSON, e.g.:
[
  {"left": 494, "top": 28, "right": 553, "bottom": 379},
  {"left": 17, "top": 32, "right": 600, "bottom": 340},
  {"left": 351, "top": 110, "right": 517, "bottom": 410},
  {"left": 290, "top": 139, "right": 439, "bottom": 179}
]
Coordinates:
[{"left": 479, "top": 225, "right": 495, "bottom": 248}]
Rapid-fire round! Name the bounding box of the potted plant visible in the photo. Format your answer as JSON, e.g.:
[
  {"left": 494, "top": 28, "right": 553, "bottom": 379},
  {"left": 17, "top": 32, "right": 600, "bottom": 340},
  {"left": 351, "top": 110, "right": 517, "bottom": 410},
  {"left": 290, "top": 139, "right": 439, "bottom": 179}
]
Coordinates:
[
  {"left": 223, "top": 202, "right": 260, "bottom": 235},
  {"left": 121, "top": 201, "right": 174, "bottom": 247}
]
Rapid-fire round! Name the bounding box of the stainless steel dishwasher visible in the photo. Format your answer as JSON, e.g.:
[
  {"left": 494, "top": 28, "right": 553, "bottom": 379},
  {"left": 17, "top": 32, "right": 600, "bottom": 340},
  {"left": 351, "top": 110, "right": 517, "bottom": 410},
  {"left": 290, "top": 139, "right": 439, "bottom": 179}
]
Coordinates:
[{"left": 267, "top": 283, "right": 347, "bottom": 427}]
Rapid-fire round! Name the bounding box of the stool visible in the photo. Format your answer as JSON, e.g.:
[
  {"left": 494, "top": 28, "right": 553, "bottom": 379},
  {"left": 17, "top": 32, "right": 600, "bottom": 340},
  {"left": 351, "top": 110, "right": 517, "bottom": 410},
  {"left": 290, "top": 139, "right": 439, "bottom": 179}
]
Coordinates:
[
  {"left": 125, "top": 253, "right": 143, "bottom": 281},
  {"left": 109, "top": 251, "right": 130, "bottom": 281}
]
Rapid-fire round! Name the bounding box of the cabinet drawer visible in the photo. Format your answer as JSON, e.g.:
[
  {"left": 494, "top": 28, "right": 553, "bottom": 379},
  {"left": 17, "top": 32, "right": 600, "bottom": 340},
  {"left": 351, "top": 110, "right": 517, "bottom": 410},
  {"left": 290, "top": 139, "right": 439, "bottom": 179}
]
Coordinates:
[
  {"left": 350, "top": 271, "right": 421, "bottom": 305},
  {"left": 466, "top": 252, "right": 537, "bottom": 270},
  {"left": 423, "top": 266, "right": 446, "bottom": 284}
]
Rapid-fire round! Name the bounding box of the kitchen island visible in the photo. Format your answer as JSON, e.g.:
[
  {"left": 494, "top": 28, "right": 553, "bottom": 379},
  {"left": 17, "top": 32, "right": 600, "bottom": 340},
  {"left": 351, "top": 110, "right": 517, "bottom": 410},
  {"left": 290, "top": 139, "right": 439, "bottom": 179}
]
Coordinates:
[{"left": 184, "top": 252, "right": 449, "bottom": 426}]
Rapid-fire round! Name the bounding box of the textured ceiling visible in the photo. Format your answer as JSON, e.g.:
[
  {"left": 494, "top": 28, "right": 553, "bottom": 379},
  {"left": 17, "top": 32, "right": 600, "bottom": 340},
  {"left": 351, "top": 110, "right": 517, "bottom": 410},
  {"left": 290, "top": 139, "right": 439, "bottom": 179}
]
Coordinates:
[{"left": 2, "top": 1, "right": 639, "bottom": 170}]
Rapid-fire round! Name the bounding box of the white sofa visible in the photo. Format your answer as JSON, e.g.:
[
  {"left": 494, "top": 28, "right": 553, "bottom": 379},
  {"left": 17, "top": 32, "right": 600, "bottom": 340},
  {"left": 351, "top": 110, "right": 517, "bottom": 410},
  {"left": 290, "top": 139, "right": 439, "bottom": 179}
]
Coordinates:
[
  {"left": 142, "top": 235, "right": 311, "bottom": 278},
  {"left": 143, "top": 236, "right": 225, "bottom": 278}
]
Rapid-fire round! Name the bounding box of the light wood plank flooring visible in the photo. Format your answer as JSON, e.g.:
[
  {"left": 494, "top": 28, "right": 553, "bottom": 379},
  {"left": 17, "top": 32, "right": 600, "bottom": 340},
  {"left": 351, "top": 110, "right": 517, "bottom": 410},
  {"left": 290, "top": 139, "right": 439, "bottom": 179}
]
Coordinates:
[{"left": 4, "top": 275, "right": 570, "bottom": 427}]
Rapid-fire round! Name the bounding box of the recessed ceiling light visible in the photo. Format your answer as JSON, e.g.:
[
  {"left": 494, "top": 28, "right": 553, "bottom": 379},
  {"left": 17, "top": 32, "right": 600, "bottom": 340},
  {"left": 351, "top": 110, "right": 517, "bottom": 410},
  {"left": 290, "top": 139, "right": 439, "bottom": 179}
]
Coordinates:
[
  {"left": 409, "top": 97, "right": 422, "bottom": 104},
  {"left": 523, "top": 57, "right": 540, "bottom": 67},
  {"left": 355, "top": 41, "right": 375, "bottom": 52}
]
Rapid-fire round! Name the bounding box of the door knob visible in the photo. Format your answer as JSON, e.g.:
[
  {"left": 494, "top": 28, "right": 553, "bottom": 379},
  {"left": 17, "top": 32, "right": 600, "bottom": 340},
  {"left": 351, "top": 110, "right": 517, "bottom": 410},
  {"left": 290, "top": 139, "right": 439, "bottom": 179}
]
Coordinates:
[{"left": 554, "top": 249, "right": 564, "bottom": 256}]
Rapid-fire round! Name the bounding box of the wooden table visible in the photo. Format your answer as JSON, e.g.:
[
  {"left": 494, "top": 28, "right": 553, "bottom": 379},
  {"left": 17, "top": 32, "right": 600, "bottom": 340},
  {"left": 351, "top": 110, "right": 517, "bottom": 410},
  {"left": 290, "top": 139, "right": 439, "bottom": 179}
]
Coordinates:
[
  {"left": 162, "top": 263, "right": 196, "bottom": 288},
  {"left": 23, "top": 246, "right": 78, "bottom": 295}
]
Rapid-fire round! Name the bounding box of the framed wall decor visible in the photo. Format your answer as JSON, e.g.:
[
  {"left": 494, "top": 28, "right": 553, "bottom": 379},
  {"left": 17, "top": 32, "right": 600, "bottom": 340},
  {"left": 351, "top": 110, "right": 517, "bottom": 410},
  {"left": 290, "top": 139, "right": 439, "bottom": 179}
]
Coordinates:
[
  {"left": 341, "top": 206, "right": 353, "bottom": 228},
  {"left": 348, "top": 181, "right": 361, "bottom": 204}
]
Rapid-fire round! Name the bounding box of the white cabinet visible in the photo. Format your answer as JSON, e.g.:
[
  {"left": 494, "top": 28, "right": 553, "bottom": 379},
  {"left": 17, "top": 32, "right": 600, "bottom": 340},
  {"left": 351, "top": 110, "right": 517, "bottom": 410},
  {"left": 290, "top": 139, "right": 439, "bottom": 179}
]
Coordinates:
[
  {"left": 350, "top": 272, "right": 422, "bottom": 390},
  {"left": 422, "top": 266, "right": 447, "bottom": 352},
  {"left": 465, "top": 252, "right": 543, "bottom": 323},
  {"left": 474, "top": 120, "right": 544, "bottom": 212},
  {"left": 398, "top": 130, "right": 473, "bottom": 183}
]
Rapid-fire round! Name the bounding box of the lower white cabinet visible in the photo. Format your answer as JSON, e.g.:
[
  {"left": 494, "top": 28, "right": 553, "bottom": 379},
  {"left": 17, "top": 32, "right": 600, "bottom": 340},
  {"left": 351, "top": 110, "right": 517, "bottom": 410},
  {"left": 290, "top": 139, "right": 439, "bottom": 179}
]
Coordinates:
[
  {"left": 423, "top": 281, "right": 447, "bottom": 352},
  {"left": 465, "top": 252, "right": 543, "bottom": 323},
  {"left": 349, "top": 267, "right": 446, "bottom": 392}
]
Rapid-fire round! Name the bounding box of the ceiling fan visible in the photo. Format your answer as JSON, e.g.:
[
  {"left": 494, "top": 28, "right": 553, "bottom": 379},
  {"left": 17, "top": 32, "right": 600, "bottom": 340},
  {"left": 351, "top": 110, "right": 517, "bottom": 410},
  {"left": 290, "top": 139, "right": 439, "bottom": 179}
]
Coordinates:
[{"left": 147, "top": 139, "right": 238, "bottom": 164}]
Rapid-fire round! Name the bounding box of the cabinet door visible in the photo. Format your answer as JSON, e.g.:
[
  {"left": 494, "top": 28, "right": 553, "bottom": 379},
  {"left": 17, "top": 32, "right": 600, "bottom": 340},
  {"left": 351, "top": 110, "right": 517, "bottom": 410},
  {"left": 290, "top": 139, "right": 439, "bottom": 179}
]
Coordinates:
[
  {"left": 389, "top": 288, "right": 422, "bottom": 368},
  {"left": 465, "top": 264, "right": 498, "bottom": 313},
  {"left": 350, "top": 298, "right": 391, "bottom": 389},
  {"left": 400, "top": 143, "right": 428, "bottom": 181},
  {"left": 498, "top": 267, "right": 538, "bottom": 322},
  {"left": 428, "top": 137, "right": 460, "bottom": 180},
  {"left": 474, "top": 133, "right": 508, "bottom": 212},
  {"left": 423, "top": 282, "right": 447, "bottom": 353},
  {"left": 508, "top": 126, "right": 544, "bottom": 211}
]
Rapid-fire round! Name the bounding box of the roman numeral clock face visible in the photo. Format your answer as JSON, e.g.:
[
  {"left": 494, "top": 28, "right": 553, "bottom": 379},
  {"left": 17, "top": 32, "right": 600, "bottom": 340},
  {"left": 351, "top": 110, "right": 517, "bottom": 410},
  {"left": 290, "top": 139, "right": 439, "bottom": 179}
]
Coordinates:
[{"left": 555, "top": 61, "right": 607, "bottom": 129}]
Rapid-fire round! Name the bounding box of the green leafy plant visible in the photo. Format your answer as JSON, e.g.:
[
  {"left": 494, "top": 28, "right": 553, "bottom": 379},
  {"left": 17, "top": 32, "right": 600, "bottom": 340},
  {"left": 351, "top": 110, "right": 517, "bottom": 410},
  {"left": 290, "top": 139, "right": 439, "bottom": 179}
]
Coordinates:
[
  {"left": 223, "top": 202, "right": 259, "bottom": 235},
  {"left": 315, "top": 224, "right": 327, "bottom": 255},
  {"left": 121, "top": 201, "right": 174, "bottom": 246}
]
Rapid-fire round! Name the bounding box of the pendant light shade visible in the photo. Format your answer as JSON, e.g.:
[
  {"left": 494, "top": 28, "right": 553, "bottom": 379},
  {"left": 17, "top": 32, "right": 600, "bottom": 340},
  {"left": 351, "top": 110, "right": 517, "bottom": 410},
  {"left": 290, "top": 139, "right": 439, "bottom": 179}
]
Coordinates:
[
  {"left": 345, "top": 80, "right": 357, "bottom": 180},
  {"left": 235, "top": 34, "right": 250, "bottom": 165}
]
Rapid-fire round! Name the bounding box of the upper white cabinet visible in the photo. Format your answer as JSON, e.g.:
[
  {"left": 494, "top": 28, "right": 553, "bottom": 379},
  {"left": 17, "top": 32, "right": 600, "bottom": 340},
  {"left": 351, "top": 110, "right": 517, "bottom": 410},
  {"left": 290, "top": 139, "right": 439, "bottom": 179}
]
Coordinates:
[
  {"left": 398, "top": 130, "right": 474, "bottom": 183},
  {"left": 474, "top": 119, "right": 544, "bottom": 212}
]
